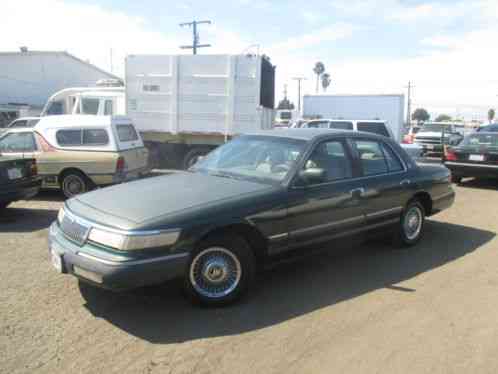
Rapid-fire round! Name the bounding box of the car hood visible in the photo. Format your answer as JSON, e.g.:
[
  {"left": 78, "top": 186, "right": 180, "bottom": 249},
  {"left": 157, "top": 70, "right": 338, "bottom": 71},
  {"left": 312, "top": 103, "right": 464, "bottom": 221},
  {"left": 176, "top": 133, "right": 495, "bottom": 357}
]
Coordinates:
[{"left": 67, "top": 171, "right": 273, "bottom": 230}]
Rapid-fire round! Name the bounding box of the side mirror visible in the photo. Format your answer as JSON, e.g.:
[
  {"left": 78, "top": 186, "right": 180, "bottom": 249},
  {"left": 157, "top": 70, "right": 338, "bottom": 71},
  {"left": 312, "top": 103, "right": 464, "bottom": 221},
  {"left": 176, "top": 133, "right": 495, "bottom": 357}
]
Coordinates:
[{"left": 298, "top": 168, "right": 326, "bottom": 185}]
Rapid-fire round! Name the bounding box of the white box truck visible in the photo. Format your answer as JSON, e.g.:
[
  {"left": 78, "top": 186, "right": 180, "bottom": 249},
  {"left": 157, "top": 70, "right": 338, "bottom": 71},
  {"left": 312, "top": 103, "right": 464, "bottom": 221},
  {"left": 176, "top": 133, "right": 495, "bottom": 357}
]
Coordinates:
[
  {"left": 303, "top": 94, "right": 405, "bottom": 142},
  {"left": 125, "top": 54, "right": 275, "bottom": 169}
]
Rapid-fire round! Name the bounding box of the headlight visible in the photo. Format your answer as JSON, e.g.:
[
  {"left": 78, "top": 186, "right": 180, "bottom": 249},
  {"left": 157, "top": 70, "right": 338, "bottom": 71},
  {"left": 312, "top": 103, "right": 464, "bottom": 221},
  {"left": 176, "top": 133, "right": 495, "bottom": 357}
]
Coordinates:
[
  {"left": 88, "top": 227, "right": 181, "bottom": 251},
  {"left": 57, "top": 207, "right": 65, "bottom": 224}
]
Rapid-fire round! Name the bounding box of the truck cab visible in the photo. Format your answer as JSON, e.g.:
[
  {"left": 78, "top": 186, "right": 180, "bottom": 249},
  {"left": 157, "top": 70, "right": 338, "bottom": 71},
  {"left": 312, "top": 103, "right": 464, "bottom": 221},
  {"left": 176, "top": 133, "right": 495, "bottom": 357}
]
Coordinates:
[{"left": 41, "top": 87, "right": 125, "bottom": 117}]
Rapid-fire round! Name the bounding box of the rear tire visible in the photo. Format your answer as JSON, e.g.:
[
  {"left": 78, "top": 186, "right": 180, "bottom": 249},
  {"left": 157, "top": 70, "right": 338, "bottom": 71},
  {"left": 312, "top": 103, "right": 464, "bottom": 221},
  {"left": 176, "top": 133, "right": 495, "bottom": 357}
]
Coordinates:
[
  {"left": 393, "top": 200, "right": 426, "bottom": 248},
  {"left": 61, "top": 171, "right": 91, "bottom": 199},
  {"left": 184, "top": 234, "right": 255, "bottom": 306},
  {"left": 182, "top": 147, "right": 211, "bottom": 170}
]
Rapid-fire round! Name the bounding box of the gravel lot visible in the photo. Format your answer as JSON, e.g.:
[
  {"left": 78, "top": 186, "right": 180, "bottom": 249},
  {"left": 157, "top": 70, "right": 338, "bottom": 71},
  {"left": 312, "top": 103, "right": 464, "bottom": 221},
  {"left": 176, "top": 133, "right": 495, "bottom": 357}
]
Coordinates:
[{"left": 1, "top": 180, "right": 498, "bottom": 374}]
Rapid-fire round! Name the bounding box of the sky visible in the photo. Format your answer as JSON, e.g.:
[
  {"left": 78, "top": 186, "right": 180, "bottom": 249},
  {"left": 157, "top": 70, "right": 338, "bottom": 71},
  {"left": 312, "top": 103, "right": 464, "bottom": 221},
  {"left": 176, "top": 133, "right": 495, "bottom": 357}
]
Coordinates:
[{"left": 1, "top": 0, "right": 498, "bottom": 120}]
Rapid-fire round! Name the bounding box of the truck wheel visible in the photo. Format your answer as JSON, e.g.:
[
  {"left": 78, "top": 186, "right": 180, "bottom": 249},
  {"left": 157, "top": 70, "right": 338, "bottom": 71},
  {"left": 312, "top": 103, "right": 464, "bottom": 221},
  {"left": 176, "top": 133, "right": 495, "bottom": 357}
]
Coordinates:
[
  {"left": 393, "top": 200, "right": 426, "bottom": 248},
  {"left": 61, "top": 171, "right": 91, "bottom": 199},
  {"left": 183, "top": 148, "right": 211, "bottom": 170},
  {"left": 184, "top": 234, "right": 255, "bottom": 306}
]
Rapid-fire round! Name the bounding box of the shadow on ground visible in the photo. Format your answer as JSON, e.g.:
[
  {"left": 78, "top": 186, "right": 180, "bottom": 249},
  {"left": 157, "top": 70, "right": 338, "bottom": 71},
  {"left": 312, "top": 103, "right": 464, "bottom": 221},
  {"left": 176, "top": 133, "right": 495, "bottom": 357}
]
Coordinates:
[
  {"left": 457, "top": 178, "right": 498, "bottom": 190},
  {"left": 0, "top": 207, "right": 58, "bottom": 231},
  {"left": 31, "top": 190, "right": 65, "bottom": 202},
  {"left": 80, "top": 220, "right": 495, "bottom": 344}
]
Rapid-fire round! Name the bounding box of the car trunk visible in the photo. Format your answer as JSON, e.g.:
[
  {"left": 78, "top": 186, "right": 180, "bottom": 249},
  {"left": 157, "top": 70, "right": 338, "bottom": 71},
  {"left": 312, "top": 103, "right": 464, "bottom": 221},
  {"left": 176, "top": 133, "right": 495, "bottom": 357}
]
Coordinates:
[
  {"left": 0, "top": 157, "right": 36, "bottom": 184},
  {"left": 451, "top": 133, "right": 498, "bottom": 164},
  {"left": 452, "top": 146, "right": 498, "bottom": 164}
]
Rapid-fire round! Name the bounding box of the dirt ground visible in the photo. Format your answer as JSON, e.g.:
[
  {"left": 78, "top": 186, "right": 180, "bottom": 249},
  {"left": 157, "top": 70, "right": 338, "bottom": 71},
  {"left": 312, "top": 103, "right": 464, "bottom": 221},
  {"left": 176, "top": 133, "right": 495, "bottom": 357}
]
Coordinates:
[{"left": 1, "top": 179, "right": 498, "bottom": 374}]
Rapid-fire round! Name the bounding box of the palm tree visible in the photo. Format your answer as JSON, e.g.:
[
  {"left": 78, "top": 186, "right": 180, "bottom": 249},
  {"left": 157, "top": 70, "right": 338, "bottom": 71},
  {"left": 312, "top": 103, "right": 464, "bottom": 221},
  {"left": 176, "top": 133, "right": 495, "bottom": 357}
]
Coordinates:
[
  {"left": 321, "top": 73, "right": 331, "bottom": 92},
  {"left": 488, "top": 108, "right": 496, "bottom": 123},
  {"left": 313, "top": 62, "right": 325, "bottom": 93}
]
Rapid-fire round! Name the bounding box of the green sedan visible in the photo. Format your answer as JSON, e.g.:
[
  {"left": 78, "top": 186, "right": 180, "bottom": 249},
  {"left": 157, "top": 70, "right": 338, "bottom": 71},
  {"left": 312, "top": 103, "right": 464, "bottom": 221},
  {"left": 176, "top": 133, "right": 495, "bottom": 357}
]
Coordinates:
[{"left": 49, "top": 129, "right": 455, "bottom": 305}]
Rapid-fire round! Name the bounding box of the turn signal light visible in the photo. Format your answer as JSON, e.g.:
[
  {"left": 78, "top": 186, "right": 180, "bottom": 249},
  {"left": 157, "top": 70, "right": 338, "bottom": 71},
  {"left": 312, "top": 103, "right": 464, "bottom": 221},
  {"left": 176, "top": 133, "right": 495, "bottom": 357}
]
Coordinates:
[
  {"left": 445, "top": 149, "right": 457, "bottom": 161},
  {"left": 116, "top": 156, "right": 125, "bottom": 173}
]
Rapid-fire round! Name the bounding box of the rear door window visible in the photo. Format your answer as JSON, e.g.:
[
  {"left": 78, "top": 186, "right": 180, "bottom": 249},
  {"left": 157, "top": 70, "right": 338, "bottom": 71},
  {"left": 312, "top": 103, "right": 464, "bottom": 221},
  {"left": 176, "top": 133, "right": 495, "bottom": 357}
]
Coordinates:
[
  {"left": 81, "top": 98, "right": 100, "bottom": 115},
  {"left": 354, "top": 140, "right": 389, "bottom": 176},
  {"left": 83, "top": 129, "right": 109, "bottom": 145},
  {"left": 306, "top": 121, "right": 329, "bottom": 129},
  {"left": 104, "top": 100, "right": 113, "bottom": 115},
  {"left": 56, "top": 130, "right": 82, "bottom": 146},
  {"left": 357, "top": 122, "right": 390, "bottom": 138},
  {"left": 305, "top": 140, "right": 353, "bottom": 182},
  {"left": 116, "top": 124, "right": 139, "bottom": 142},
  {"left": 329, "top": 121, "right": 353, "bottom": 130}
]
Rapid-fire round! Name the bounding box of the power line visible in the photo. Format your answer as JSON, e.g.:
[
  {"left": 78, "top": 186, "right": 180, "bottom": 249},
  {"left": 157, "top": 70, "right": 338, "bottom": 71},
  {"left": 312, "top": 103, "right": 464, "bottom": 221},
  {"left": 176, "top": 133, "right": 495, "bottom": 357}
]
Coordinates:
[{"left": 179, "top": 20, "right": 212, "bottom": 55}]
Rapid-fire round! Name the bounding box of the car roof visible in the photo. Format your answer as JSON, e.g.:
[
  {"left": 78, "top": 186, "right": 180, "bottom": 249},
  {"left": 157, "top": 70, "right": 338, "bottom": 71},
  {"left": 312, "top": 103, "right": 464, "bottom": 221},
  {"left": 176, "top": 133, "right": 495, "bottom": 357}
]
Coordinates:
[
  {"left": 10, "top": 117, "right": 40, "bottom": 121},
  {"left": 32, "top": 115, "right": 133, "bottom": 131},
  {"left": 246, "top": 128, "right": 388, "bottom": 142},
  {"left": 307, "top": 119, "right": 386, "bottom": 123}
]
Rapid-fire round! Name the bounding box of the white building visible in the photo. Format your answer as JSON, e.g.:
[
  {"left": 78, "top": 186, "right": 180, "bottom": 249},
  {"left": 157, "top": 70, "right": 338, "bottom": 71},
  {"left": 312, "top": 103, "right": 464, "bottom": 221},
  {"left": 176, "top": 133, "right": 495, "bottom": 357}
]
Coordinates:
[{"left": 0, "top": 50, "right": 120, "bottom": 127}]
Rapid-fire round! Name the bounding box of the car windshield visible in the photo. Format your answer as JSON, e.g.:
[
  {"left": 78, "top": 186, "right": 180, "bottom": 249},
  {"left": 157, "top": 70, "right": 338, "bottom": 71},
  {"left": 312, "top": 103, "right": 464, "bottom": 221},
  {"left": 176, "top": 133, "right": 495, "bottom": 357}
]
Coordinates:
[
  {"left": 191, "top": 135, "right": 306, "bottom": 184},
  {"left": 420, "top": 124, "right": 445, "bottom": 132},
  {"left": 462, "top": 133, "right": 498, "bottom": 147}
]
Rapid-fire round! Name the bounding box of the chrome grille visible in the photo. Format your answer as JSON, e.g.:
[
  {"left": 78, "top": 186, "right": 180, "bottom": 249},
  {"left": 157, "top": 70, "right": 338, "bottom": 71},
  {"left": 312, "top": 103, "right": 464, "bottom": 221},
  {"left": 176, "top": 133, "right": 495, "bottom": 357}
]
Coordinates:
[
  {"left": 415, "top": 136, "right": 442, "bottom": 145},
  {"left": 60, "top": 213, "right": 90, "bottom": 245}
]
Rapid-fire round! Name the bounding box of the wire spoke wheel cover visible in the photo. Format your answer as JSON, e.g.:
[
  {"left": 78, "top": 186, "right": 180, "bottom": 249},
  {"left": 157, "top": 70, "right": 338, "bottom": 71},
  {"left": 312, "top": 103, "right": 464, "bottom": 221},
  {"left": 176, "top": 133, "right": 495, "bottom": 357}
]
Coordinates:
[
  {"left": 189, "top": 247, "right": 242, "bottom": 299},
  {"left": 404, "top": 206, "right": 423, "bottom": 240}
]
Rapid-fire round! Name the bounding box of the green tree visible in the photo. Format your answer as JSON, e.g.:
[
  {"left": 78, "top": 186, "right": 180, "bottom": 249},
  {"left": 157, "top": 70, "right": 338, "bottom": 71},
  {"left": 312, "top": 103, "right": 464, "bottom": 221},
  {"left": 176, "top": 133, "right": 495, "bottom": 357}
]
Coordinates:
[
  {"left": 321, "top": 72, "right": 331, "bottom": 92},
  {"left": 412, "top": 108, "right": 430, "bottom": 124},
  {"left": 435, "top": 114, "right": 452, "bottom": 122},
  {"left": 313, "top": 62, "right": 325, "bottom": 94},
  {"left": 488, "top": 108, "right": 496, "bottom": 122},
  {"left": 277, "top": 98, "right": 295, "bottom": 110}
]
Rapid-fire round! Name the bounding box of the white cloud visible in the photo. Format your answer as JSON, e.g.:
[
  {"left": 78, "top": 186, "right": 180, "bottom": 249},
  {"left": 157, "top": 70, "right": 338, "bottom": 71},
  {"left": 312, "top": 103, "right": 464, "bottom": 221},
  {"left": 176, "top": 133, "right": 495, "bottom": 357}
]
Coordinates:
[
  {"left": 302, "top": 11, "right": 322, "bottom": 24},
  {"left": 270, "top": 23, "right": 357, "bottom": 52}
]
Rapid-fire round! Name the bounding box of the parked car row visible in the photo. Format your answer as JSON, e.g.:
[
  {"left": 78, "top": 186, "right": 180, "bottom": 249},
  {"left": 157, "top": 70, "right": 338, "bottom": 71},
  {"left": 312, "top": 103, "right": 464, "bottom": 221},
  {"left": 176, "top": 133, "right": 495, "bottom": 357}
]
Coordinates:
[{"left": 0, "top": 115, "right": 149, "bottom": 200}]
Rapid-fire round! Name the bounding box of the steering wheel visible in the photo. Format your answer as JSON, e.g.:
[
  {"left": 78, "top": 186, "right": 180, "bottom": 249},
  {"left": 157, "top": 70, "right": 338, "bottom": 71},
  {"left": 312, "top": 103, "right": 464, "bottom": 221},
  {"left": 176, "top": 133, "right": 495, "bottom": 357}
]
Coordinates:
[{"left": 272, "top": 163, "right": 291, "bottom": 173}]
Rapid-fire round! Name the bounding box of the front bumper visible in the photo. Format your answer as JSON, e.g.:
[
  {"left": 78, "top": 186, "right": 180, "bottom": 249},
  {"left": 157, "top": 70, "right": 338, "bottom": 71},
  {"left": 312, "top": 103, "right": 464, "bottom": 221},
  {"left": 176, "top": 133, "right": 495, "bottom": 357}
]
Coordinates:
[
  {"left": 445, "top": 161, "right": 498, "bottom": 179},
  {"left": 48, "top": 222, "right": 189, "bottom": 290},
  {"left": 0, "top": 177, "right": 41, "bottom": 204}
]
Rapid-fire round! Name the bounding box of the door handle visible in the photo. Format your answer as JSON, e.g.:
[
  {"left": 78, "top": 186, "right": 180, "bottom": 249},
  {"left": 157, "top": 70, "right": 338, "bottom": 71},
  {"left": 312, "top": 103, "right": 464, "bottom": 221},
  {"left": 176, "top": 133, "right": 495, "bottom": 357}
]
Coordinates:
[
  {"left": 400, "top": 179, "right": 411, "bottom": 186},
  {"left": 350, "top": 187, "right": 365, "bottom": 198}
]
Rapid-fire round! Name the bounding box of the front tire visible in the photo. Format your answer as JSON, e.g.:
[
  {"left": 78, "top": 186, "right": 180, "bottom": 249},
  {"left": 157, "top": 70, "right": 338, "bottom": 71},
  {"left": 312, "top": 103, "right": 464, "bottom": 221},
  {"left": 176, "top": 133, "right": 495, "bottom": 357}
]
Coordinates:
[
  {"left": 394, "top": 200, "right": 425, "bottom": 247},
  {"left": 184, "top": 234, "right": 255, "bottom": 306}
]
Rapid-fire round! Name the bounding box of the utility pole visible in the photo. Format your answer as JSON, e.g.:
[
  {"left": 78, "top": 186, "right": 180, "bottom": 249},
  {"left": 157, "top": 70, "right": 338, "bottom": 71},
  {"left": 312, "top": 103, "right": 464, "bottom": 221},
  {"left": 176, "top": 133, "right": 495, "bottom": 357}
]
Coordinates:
[
  {"left": 293, "top": 77, "right": 307, "bottom": 114},
  {"left": 406, "top": 81, "right": 413, "bottom": 127},
  {"left": 109, "top": 48, "right": 113, "bottom": 73},
  {"left": 179, "top": 20, "right": 212, "bottom": 54}
]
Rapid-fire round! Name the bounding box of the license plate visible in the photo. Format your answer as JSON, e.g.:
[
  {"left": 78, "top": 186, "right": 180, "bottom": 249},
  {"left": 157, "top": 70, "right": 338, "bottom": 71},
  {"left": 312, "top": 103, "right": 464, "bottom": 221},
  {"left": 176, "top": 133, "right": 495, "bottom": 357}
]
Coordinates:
[
  {"left": 469, "top": 154, "right": 485, "bottom": 162},
  {"left": 7, "top": 168, "right": 22, "bottom": 180},
  {"left": 425, "top": 145, "right": 434, "bottom": 150},
  {"left": 51, "top": 249, "right": 62, "bottom": 273}
]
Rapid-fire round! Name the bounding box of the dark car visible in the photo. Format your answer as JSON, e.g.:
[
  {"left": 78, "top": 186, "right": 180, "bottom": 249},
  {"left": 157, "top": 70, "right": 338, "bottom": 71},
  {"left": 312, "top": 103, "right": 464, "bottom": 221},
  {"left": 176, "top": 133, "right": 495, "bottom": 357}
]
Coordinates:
[
  {"left": 48, "top": 129, "right": 455, "bottom": 305},
  {"left": 0, "top": 156, "right": 41, "bottom": 209},
  {"left": 444, "top": 132, "right": 498, "bottom": 183}
]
